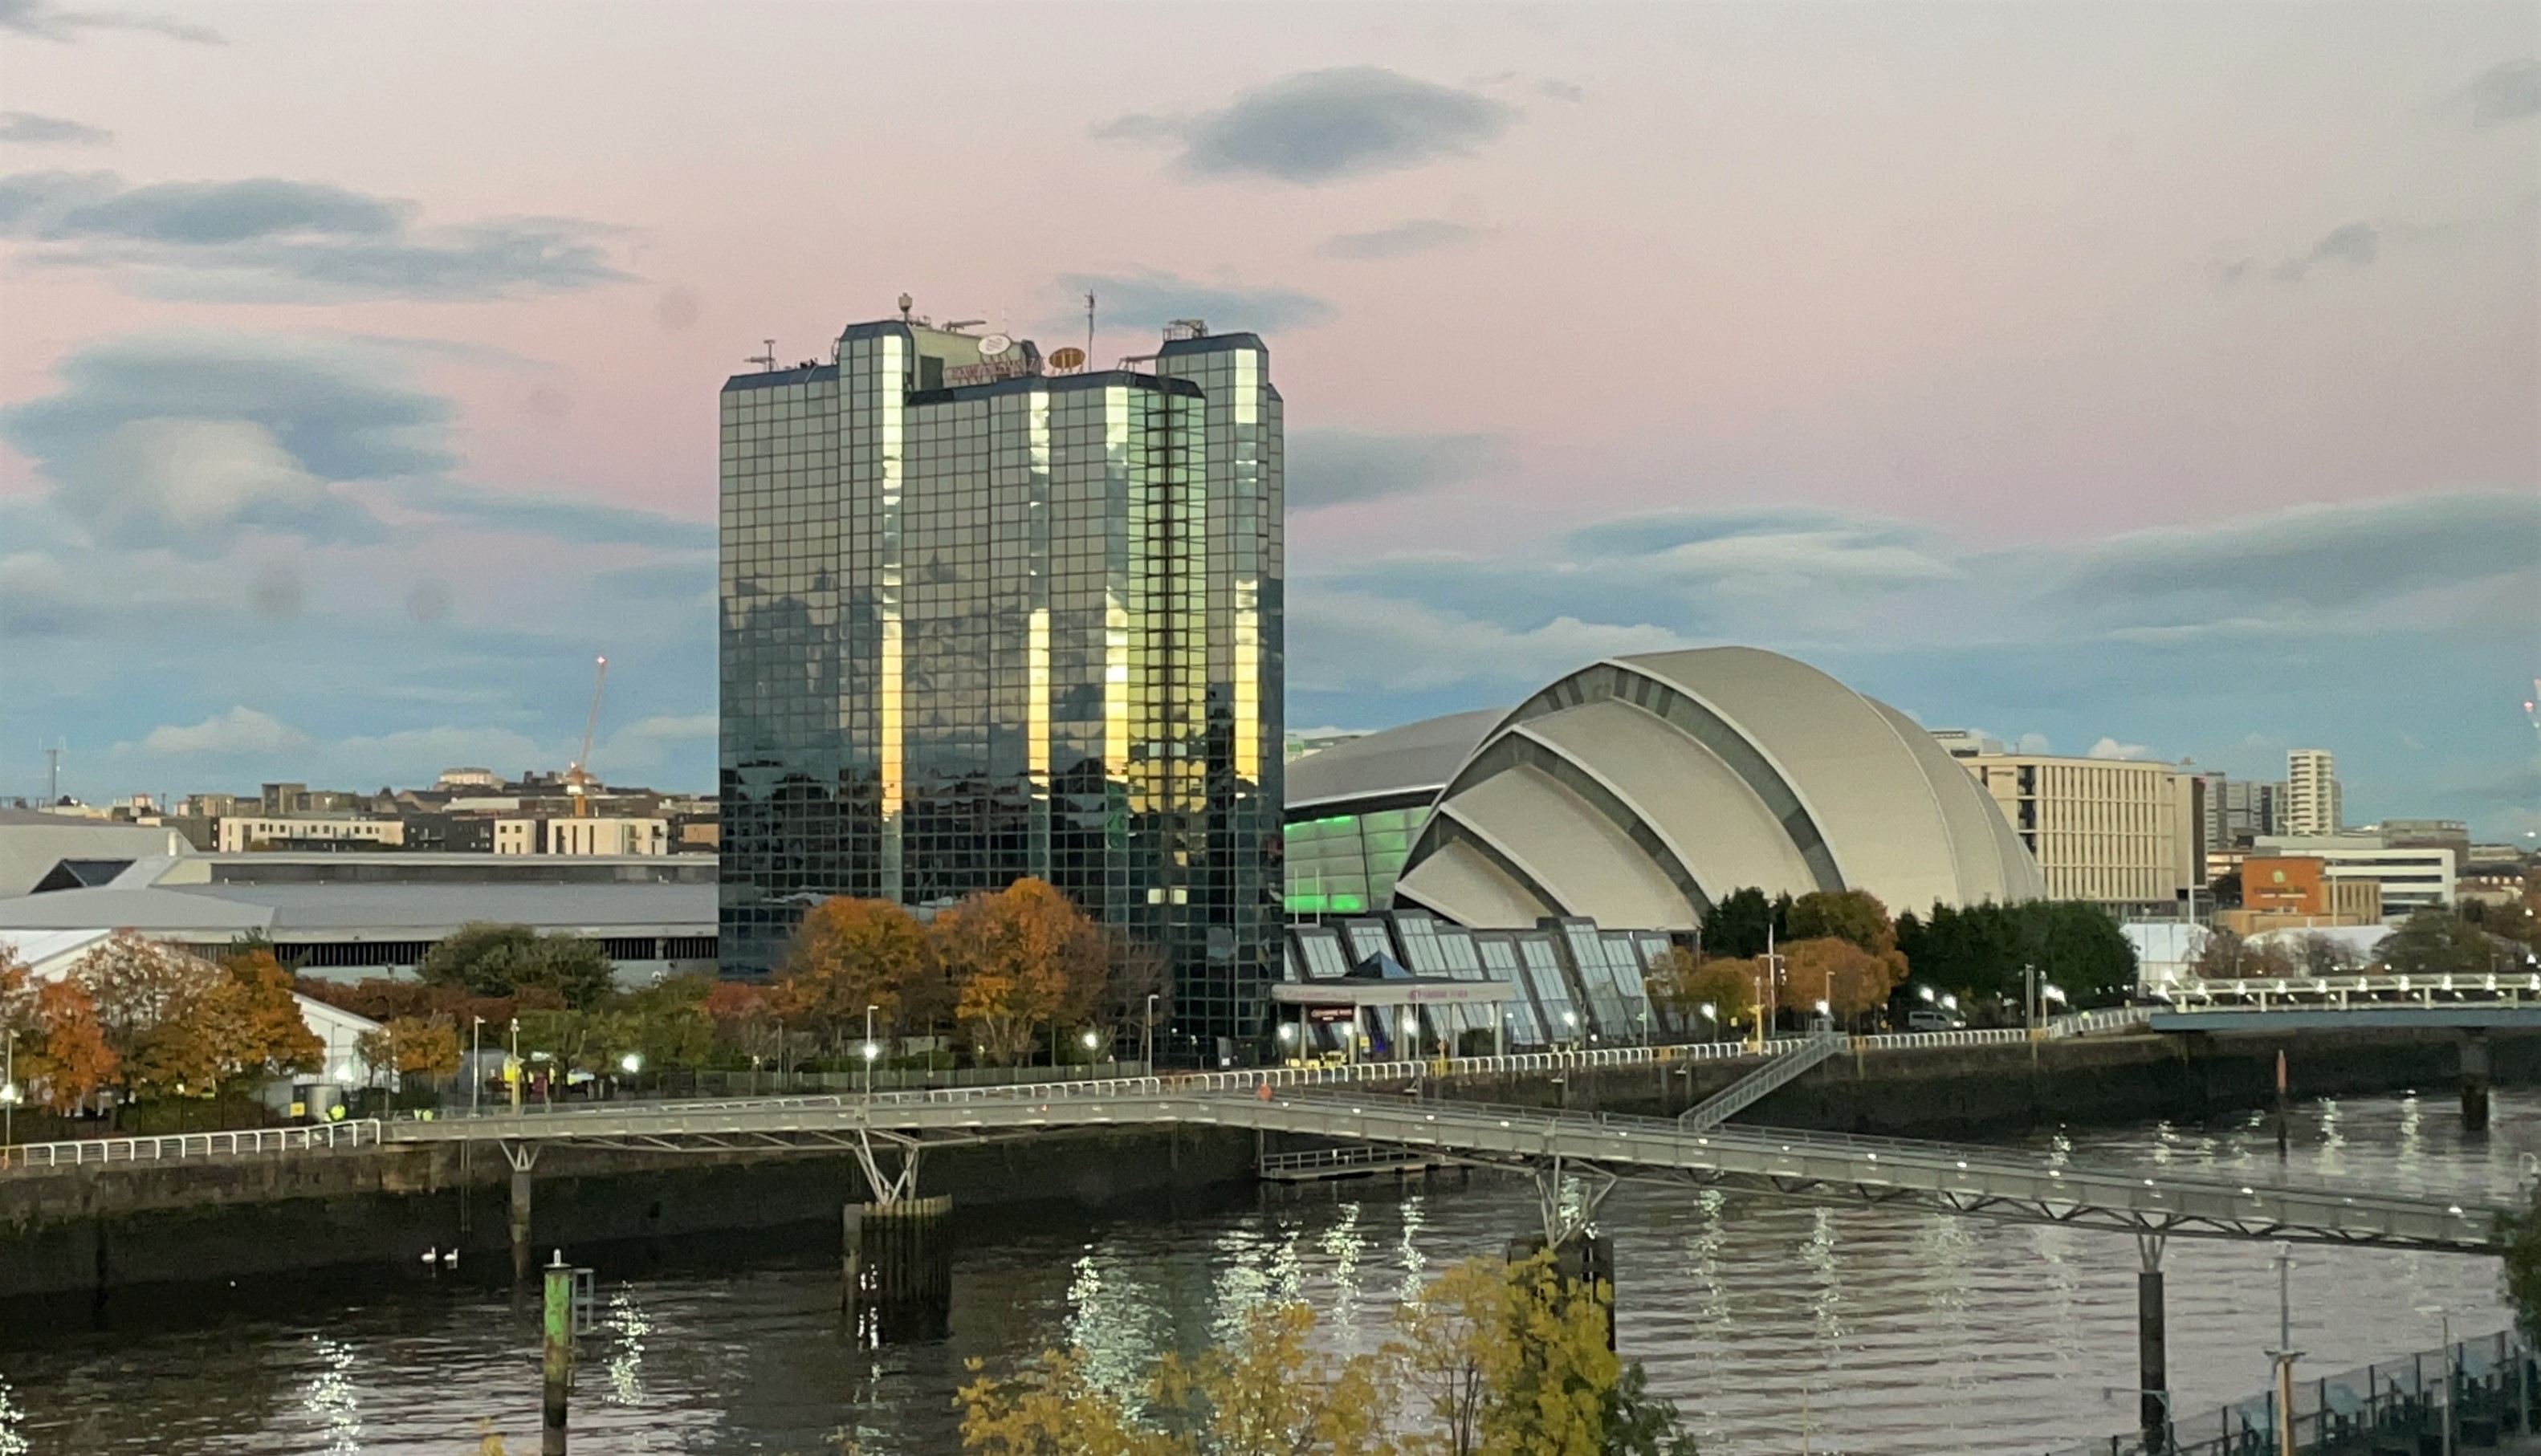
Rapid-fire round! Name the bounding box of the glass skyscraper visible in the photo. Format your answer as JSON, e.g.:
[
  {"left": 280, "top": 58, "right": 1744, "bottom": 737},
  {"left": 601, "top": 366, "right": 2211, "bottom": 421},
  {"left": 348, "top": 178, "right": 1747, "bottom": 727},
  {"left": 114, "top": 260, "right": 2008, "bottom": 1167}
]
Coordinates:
[{"left": 719, "top": 312, "right": 1282, "bottom": 1054}]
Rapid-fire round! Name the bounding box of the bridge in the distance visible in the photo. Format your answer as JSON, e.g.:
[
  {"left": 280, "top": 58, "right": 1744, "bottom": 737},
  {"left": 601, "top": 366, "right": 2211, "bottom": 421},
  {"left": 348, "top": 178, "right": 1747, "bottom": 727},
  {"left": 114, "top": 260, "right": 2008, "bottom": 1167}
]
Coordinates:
[{"left": 371, "top": 1068, "right": 2503, "bottom": 1255}]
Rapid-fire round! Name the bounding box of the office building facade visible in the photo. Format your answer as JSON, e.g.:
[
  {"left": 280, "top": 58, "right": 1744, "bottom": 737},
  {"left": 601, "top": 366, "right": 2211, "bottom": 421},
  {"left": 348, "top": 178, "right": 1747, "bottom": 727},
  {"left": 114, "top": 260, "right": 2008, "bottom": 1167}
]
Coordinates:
[
  {"left": 719, "top": 312, "right": 1282, "bottom": 1050},
  {"left": 1959, "top": 754, "right": 2200, "bottom": 912},
  {"left": 2286, "top": 749, "right": 2339, "bottom": 836}
]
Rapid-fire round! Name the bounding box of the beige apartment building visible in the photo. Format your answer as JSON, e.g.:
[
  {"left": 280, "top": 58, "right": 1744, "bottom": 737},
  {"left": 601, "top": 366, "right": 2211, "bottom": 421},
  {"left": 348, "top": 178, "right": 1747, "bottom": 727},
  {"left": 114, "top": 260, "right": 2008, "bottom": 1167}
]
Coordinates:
[
  {"left": 495, "top": 815, "right": 670, "bottom": 856},
  {"left": 1954, "top": 751, "right": 2201, "bottom": 910}
]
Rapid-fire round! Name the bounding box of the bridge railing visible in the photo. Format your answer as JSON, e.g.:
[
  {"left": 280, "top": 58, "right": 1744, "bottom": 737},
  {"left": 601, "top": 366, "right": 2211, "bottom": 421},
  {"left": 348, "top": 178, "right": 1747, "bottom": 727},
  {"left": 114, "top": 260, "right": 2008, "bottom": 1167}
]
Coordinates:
[
  {"left": 2049, "top": 1328, "right": 2531, "bottom": 1456},
  {"left": 2150, "top": 970, "right": 2541, "bottom": 1011},
  {"left": 2, "top": 1119, "right": 385, "bottom": 1169}
]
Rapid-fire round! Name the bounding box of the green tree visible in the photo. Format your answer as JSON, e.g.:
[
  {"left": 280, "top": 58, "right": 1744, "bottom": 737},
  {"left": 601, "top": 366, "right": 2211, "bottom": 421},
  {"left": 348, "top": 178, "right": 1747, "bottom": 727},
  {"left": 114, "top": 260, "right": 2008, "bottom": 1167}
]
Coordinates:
[
  {"left": 420, "top": 924, "right": 615, "bottom": 1008},
  {"left": 2009, "top": 901, "right": 2137, "bottom": 1007},
  {"left": 1784, "top": 890, "right": 1895, "bottom": 957},
  {"left": 2502, "top": 1184, "right": 2541, "bottom": 1343},
  {"left": 2378, "top": 907, "right": 2509, "bottom": 977},
  {"left": 1699, "top": 887, "right": 1782, "bottom": 960}
]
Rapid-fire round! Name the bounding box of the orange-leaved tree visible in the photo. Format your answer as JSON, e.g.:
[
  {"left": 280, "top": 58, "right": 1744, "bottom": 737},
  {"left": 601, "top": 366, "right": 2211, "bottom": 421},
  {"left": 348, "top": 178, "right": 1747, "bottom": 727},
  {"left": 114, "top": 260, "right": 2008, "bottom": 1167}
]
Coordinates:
[
  {"left": 202, "top": 950, "right": 324, "bottom": 1094},
  {"left": 0, "top": 948, "right": 116, "bottom": 1113},
  {"left": 1781, "top": 935, "right": 1908, "bottom": 1026},
  {"left": 356, "top": 1015, "right": 464, "bottom": 1086},
  {"left": 1645, "top": 946, "right": 1757, "bottom": 1037},
  {"left": 779, "top": 896, "right": 939, "bottom": 1049},
  {"left": 933, "top": 879, "right": 1106, "bottom": 1065}
]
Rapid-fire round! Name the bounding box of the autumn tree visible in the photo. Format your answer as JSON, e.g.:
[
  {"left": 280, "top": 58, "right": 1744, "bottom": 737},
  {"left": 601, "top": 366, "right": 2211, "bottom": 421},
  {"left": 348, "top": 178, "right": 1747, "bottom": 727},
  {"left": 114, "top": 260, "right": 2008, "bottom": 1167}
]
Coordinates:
[
  {"left": 356, "top": 1015, "right": 464, "bottom": 1088},
  {"left": 780, "top": 897, "right": 939, "bottom": 1048},
  {"left": 198, "top": 950, "right": 324, "bottom": 1093},
  {"left": 1642, "top": 947, "right": 1755, "bottom": 1039},
  {"left": 933, "top": 879, "right": 1106, "bottom": 1065},
  {"left": 1781, "top": 937, "right": 1906, "bottom": 1027},
  {"left": 22, "top": 979, "right": 117, "bottom": 1113},
  {"left": 75, "top": 933, "right": 222, "bottom": 1097},
  {"left": 957, "top": 1251, "right": 1693, "bottom": 1455},
  {"left": 0, "top": 948, "right": 118, "bottom": 1113}
]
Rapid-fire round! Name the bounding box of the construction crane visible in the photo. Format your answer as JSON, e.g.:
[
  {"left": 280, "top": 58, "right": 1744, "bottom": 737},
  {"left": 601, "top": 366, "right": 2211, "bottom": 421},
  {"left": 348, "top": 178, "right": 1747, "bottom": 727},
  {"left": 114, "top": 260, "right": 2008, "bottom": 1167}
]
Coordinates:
[{"left": 565, "top": 655, "right": 608, "bottom": 818}]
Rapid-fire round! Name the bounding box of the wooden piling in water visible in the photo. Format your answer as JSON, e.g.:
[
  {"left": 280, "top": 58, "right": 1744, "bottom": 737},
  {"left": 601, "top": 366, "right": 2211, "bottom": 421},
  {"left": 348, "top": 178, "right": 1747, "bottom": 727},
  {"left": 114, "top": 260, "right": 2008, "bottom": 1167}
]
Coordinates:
[
  {"left": 541, "top": 1258, "right": 572, "bottom": 1454},
  {"left": 843, "top": 1194, "right": 953, "bottom": 1344},
  {"left": 2464, "top": 1033, "right": 2492, "bottom": 1132}
]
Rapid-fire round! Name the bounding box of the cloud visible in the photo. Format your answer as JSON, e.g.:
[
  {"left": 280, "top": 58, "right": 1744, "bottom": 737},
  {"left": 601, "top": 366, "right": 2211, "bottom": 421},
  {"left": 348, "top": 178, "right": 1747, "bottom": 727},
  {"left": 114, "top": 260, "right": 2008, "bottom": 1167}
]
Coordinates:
[
  {"left": 1321, "top": 218, "right": 1484, "bottom": 261},
  {"left": 2087, "top": 737, "right": 2152, "bottom": 761},
  {"left": 2456, "top": 59, "right": 2541, "bottom": 128},
  {"left": 0, "top": 112, "right": 112, "bottom": 146},
  {"left": 1, "top": 332, "right": 447, "bottom": 551},
  {"left": 386, "top": 478, "right": 715, "bottom": 551},
  {"left": 134, "top": 706, "right": 311, "bottom": 758},
  {"left": 0, "top": 170, "right": 629, "bottom": 301},
  {"left": 2056, "top": 490, "right": 2541, "bottom": 616},
  {"left": 1291, "top": 588, "right": 1688, "bottom": 694},
  {"left": 654, "top": 285, "right": 700, "bottom": 331},
  {"left": 1097, "top": 67, "right": 1517, "bottom": 184},
  {"left": 0, "top": 0, "right": 219, "bottom": 43},
  {"left": 1061, "top": 269, "right": 1334, "bottom": 334},
  {"left": 1288, "top": 428, "right": 1505, "bottom": 510}
]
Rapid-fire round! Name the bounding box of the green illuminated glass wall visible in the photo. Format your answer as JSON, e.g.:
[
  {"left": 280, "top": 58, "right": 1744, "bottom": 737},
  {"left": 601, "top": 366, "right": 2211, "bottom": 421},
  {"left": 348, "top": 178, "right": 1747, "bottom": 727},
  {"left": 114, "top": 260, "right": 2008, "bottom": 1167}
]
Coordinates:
[{"left": 1285, "top": 806, "right": 1426, "bottom": 916}]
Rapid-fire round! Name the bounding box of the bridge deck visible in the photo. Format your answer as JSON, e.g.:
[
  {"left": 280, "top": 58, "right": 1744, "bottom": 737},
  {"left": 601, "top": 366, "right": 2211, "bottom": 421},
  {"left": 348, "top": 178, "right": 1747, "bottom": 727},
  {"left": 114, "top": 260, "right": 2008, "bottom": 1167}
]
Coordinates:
[{"left": 384, "top": 1084, "right": 2502, "bottom": 1253}]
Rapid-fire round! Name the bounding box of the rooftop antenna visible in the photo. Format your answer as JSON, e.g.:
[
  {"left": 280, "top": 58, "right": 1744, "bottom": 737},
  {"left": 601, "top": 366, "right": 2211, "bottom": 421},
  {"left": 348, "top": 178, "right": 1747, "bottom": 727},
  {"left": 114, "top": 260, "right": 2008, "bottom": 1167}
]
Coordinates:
[
  {"left": 1085, "top": 291, "right": 1096, "bottom": 360},
  {"left": 46, "top": 741, "right": 61, "bottom": 804},
  {"left": 745, "top": 340, "right": 777, "bottom": 372}
]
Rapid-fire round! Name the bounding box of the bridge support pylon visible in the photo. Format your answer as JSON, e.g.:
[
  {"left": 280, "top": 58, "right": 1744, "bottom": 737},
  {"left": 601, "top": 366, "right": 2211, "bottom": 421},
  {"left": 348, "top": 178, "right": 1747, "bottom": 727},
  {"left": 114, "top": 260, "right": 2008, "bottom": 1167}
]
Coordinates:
[
  {"left": 2137, "top": 1234, "right": 2168, "bottom": 1454},
  {"left": 503, "top": 1141, "right": 539, "bottom": 1284},
  {"left": 2463, "top": 1032, "right": 2492, "bottom": 1133},
  {"left": 844, "top": 1196, "right": 952, "bottom": 1345}
]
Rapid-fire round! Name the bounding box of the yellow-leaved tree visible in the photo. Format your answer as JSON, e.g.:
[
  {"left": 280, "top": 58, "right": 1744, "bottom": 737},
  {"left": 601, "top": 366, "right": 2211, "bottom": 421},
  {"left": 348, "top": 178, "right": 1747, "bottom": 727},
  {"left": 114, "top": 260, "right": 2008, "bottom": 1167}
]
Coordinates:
[
  {"left": 780, "top": 897, "right": 941, "bottom": 1049},
  {"left": 958, "top": 1251, "right": 1692, "bottom": 1455}
]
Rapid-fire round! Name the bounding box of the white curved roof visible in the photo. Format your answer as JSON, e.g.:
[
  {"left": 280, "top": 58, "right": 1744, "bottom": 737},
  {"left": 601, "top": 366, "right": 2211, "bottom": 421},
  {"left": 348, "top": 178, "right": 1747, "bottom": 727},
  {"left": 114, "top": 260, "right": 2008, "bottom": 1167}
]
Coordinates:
[
  {"left": 1391, "top": 646, "right": 2044, "bottom": 929},
  {"left": 1285, "top": 708, "right": 1501, "bottom": 809}
]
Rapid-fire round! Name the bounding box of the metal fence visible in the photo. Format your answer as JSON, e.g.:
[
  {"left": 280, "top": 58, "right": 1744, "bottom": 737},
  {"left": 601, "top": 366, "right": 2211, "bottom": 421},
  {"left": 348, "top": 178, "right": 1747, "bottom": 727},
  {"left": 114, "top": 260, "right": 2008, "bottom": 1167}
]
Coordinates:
[
  {"left": 2, "top": 1119, "right": 385, "bottom": 1168},
  {"left": 2050, "top": 1328, "right": 2532, "bottom": 1456}
]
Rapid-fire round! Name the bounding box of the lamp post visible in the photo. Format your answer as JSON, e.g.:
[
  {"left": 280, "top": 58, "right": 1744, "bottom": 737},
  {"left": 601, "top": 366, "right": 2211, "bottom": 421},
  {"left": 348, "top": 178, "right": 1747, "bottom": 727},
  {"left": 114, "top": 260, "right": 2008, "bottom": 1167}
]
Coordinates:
[
  {"left": 508, "top": 1018, "right": 521, "bottom": 1114},
  {"left": 1081, "top": 1028, "right": 1099, "bottom": 1068},
  {"left": 470, "top": 1016, "right": 483, "bottom": 1117},
  {"left": 620, "top": 1052, "right": 641, "bottom": 1100},
  {"left": 1143, "top": 993, "right": 1159, "bottom": 1074},
  {"left": 1699, "top": 1003, "right": 1717, "bottom": 1044},
  {"left": 2, "top": 1030, "right": 18, "bottom": 1148},
  {"left": 2269, "top": 1242, "right": 2301, "bottom": 1456},
  {"left": 863, "top": 1004, "right": 878, "bottom": 1098}
]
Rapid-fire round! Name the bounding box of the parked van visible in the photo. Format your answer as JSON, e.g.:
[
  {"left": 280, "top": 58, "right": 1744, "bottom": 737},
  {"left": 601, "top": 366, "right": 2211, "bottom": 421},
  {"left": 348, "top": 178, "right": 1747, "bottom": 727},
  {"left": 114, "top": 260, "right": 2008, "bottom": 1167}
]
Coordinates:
[{"left": 1906, "top": 1007, "right": 1968, "bottom": 1032}]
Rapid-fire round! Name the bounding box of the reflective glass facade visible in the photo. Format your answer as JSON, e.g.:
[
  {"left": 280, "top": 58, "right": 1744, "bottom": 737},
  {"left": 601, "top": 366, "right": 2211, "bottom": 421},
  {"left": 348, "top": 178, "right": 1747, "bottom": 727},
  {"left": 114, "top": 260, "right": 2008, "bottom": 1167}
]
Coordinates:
[{"left": 720, "top": 321, "right": 1281, "bottom": 1051}]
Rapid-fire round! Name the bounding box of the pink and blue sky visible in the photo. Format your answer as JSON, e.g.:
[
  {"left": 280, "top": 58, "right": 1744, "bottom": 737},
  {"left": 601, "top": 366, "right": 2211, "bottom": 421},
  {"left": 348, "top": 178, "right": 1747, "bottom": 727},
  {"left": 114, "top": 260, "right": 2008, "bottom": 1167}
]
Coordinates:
[{"left": 1, "top": 2, "right": 2535, "bottom": 835}]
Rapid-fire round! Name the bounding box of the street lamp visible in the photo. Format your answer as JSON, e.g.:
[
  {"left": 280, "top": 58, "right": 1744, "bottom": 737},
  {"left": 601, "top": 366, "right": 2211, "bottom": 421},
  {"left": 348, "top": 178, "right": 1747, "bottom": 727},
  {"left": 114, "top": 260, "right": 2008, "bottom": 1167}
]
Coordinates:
[
  {"left": 2, "top": 1031, "right": 18, "bottom": 1148},
  {"left": 1698, "top": 1003, "right": 1717, "bottom": 1045},
  {"left": 1143, "top": 993, "right": 1159, "bottom": 1075},
  {"left": 470, "top": 1015, "right": 484, "bottom": 1117},
  {"left": 1917, "top": 985, "right": 1936, "bottom": 1003},
  {"left": 620, "top": 1052, "right": 641, "bottom": 1097},
  {"left": 1080, "top": 1029, "right": 1099, "bottom": 1064},
  {"left": 863, "top": 1004, "right": 878, "bottom": 1098}
]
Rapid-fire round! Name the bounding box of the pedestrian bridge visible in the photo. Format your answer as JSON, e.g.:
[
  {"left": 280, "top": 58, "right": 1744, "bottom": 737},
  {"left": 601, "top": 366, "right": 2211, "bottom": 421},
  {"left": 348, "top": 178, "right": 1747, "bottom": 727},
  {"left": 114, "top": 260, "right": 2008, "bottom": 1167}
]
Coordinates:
[{"left": 381, "top": 1073, "right": 2503, "bottom": 1254}]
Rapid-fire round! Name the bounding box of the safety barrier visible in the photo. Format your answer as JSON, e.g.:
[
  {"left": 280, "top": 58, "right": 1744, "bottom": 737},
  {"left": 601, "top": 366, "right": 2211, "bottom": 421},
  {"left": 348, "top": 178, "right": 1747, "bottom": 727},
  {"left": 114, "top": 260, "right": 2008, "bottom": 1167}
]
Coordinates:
[{"left": 4, "top": 1119, "right": 385, "bottom": 1168}]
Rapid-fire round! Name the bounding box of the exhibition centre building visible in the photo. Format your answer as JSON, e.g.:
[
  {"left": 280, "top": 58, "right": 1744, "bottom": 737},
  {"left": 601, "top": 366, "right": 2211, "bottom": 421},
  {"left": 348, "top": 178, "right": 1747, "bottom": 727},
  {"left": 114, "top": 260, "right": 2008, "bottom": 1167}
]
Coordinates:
[{"left": 1285, "top": 646, "right": 2046, "bottom": 929}]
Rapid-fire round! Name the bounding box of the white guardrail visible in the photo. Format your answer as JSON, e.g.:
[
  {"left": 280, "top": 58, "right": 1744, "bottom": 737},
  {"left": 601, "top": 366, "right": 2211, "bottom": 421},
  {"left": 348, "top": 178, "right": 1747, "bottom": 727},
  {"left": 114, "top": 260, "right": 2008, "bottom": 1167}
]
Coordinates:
[
  {"left": 4, "top": 1119, "right": 385, "bottom": 1169},
  {"left": 0, "top": 1013, "right": 2158, "bottom": 1170}
]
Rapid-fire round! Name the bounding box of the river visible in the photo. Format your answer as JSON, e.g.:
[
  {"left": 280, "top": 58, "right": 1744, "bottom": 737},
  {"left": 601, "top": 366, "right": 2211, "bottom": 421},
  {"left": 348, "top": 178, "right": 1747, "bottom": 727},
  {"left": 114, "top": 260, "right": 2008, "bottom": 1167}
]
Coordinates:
[{"left": 0, "top": 1088, "right": 2529, "bottom": 1455}]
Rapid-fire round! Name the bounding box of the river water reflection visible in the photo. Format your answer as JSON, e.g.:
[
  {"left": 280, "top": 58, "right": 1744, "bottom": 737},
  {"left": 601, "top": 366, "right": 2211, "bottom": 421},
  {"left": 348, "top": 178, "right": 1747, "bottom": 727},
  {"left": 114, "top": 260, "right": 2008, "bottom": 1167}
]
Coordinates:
[{"left": 0, "top": 1090, "right": 2529, "bottom": 1455}]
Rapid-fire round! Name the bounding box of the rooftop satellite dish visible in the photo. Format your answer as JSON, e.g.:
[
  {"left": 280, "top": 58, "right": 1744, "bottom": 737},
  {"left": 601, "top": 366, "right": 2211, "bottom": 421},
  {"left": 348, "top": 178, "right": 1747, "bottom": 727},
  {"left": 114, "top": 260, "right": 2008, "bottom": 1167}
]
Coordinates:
[
  {"left": 978, "top": 333, "right": 1013, "bottom": 358},
  {"left": 1049, "top": 346, "right": 1087, "bottom": 372}
]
